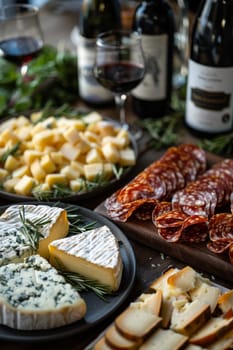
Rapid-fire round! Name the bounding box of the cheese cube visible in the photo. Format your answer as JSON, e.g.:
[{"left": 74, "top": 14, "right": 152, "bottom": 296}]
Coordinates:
[
  {"left": 4, "top": 155, "right": 21, "bottom": 171},
  {"left": 32, "top": 129, "right": 55, "bottom": 150},
  {"left": 70, "top": 179, "right": 85, "bottom": 192},
  {"left": 70, "top": 161, "right": 85, "bottom": 175},
  {"left": 103, "top": 163, "right": 113, "bottom": 179},
  {"left": 30, "top": 111, "right": 43, "bottom": 123},
  {"left": 30, "top": 123, "right": 46, "bottom": 137},
  {"left": 60, "top": 142, "right": 81, "bottom": 161},
  {"left": 119, "top": 148, "right": 136, "bottom": 166},
  {"left": 102, "top": 136, "right": 126, "bottom": 149},
  {"left": 76, "top": 139, "right": 91, "bottom": 154},
  {"left": 14, "top": 175, "right": 34, "bottom": 196},
  {"left": 23, "top": 150, "right": 43, "bottom": 165},
  {"left": 12, "top": 165, "right": 30, "bottom": 178},
  {"left": 30, "top": 159, "right": 46, "bottom": 181},
  {"left": 84, "top": 163, "right": 104, "bottom": 181},
  {"left": 50, "top": 152, "right": 65, "bottom": 166},
  {"left": 15, "top": 115, "right": 30, "bottom": 127},
  {"left": 60, "top": 165, "right": 80, "bottom": 180},
  {"left": 102, "top": 142, "right": 120, "bottom": 163},
  {"left": 40, "top": 154, "right": 56, "bottom": 173},
  {"left": 83, "top": 131, "right": 100, "bottom": 144},
  {"left": 45, "top": 174, "right": 68, "bottom": 187},
  {"left": 0, "top": 168, "right": 8, "bottom": 180},
  {"left": 82, "top": 112, "right": 102, "bottom": 124},
  {"left": 64, "top": 126, "right": 81, "bottom": 144},
  {"left": 3, "top": 178, "right": 19, "bottom": 192},
  {"left": 15, "top": 125, "right": 33, "bottom": 141},
  {"left": 86, "top": 148, "right": 103, "bottom": 164},
  {"left": 0, "top": 129, "right": 18, "bottom": 146}
]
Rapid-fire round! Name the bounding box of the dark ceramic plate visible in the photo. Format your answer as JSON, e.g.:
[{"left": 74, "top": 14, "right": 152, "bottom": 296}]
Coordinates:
[
  {"left": 0, "top": 202, "right": 136, "bottom": 342},
  {"left": 0, "top": 115, "right": 138, "bottom": 203}
]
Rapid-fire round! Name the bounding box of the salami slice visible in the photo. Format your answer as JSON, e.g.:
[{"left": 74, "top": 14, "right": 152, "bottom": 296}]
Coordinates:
[
  {"left": 171, "top": 159, "right": 233, "bottom": 218},
  {"left": 207, "top": 213, "right": 233, "bottom": 263},
  {"left": 105, "top": 144, "right": 206, "bottom": 222}
]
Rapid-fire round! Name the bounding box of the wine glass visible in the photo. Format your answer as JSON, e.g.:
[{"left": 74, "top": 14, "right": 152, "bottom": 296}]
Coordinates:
[
  {"left": 93, "top": 30, "right": 145, "bottom": 139},
  {"left": 0, "top": 4, "right": 44, "bottom": 76}
]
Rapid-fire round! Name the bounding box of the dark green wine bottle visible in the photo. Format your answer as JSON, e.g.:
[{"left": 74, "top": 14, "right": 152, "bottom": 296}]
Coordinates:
[
  {"left": 186, "top": 0, "right": 233, "bottom": 135},
  {"left": 78, "top": 0, "right": 121, "bottom": 106}
]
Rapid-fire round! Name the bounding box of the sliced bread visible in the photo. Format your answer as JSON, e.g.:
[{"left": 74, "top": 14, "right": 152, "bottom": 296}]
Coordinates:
[
  {"left": 115, "top": 303, "right": 162, "bottom": 341},
  {"left": 105, "top": 324, "right": 142, "bottom": 350},
  {"left": 170, "top": 300, "right": 211, "bottom": 336},
  {"left": 139, "top": 328, "right": 188, "bottom": 350},
  {"left": 190, "top": 315, "right": 233, "bottom": 345}
]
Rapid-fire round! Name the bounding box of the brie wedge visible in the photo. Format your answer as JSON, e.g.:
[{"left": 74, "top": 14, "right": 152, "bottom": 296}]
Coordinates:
[
  {"left": 49, "top": 225, "right": 123, "bottom": 292},
  {"left": 0, "top": 204, "right": 69, "bottom": 266},
  {"left": 0, "top": 255, "right": 86, "bottom": 330}
]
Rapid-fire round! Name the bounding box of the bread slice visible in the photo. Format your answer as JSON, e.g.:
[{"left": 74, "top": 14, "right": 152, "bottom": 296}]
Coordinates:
[
  {"left": 184, "top": 345, "right": 207, "bottom": 350},
  {"left": 167, "top": 266, "right": 197, "bottom": 295},
  {"left": 94, "top": 336, "right": 114, "bottom": 350},
  {"left": 170, "top": 300, "right": 211, "bottom": 336},
  {"left": 150, "top": 268, "right": 178, "bottom": 294},
  {"left": 217, "top": 290, "right": 233, "bottom": 314},
  {"left": 207, "top": 328, "right": 233, "bottom": 350},
  {"left": 190, "top": 282, "right": 221, "bottom": 313},
  {"left": 136, "top": 290, "right": 162, "bottom": 316},
  {"left": 115, "top": 302, "right": 162, "bottom": 341},
  {"left": 139, "top": 328, "right": 188, "bottom": 350},
  {"left": 105, "top": 324, "right": 142, "bottom": 350},
  {"left": 190, "top": 315, "right": 233, "bottom": 346}
]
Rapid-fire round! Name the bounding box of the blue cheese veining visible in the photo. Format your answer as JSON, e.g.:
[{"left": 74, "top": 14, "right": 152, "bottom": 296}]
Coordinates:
[
  {"left": 0, "top": 255, "right": 86, "bottom": 330},
  {"left": 49, "top": 225, "right": 123, "bottom": 292},
  {"left": 0, "top": 204, "right": 69, "bottom": 266}
]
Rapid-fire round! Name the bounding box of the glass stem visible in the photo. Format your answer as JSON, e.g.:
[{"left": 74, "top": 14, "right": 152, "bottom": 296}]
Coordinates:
[{"left": 114, "top": 93, "right": 128, "bottom": 128}]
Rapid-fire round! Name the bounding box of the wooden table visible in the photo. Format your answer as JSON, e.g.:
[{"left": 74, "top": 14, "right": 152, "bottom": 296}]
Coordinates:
[{"left": 1, "top": 6, "right": 232, "bottom": 350}]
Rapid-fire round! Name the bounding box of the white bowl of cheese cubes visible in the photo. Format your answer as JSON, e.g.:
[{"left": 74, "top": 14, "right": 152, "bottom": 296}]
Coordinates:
[{"left": 0, "top": 110, "right": 137, "bottom": 202}]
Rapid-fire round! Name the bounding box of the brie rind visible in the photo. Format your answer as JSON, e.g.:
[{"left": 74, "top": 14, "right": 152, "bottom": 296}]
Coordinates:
[
  {"left": 0, "top": 255, "right": 86, "bottom": 330},
  {"left": 49, "top": 225, "right": 123, "bottom": 291}
]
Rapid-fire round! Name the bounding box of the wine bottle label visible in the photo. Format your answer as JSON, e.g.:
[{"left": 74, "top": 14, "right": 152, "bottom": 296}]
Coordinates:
[
  {"left": 76, "top": 33, "right": 113, "bottom": 104},
  {"left": 186, "top": 60, "right": 233, "bottom": 133},
  {"left": 131, "top": 34, "right": 168, "bottom": 100}
]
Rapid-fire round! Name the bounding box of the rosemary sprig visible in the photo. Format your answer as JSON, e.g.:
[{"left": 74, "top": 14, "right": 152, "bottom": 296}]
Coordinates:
[
  {"left": 139, "top": 112, "right": 183, "bottom": 150},
  {"left": 58, "top": 269, "right": 112, "bottom": 301},
  {"left": 198, "top": 132, "right": 233, "bottom": 156},
  {"left": 0, "top": 142, "right": 21, "bottom": 163},
  {"left": 65, "top": 205, "right": 96, "bottom": 235},
  {"left": 138, "top": 87, "right": 185, "bottom": 150},
  {"left": 19, "top": 206, "right": 52, "bottom": 251}
]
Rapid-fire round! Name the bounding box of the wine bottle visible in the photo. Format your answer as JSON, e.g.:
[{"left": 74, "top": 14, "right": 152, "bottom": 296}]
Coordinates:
[
  {"left": 186, "top": 0, "right": 233, "bottom": 135},
  {"left": 78, "top": 0, "right": 121, "bottom": 106},
  {"left": 131, "top": 0, "right": 175, "bottom": 118}
]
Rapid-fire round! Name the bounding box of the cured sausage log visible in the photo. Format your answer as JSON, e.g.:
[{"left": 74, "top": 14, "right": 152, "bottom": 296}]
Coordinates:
[{"left": 105, "top": 144, "right": 206, "bottom": 222}]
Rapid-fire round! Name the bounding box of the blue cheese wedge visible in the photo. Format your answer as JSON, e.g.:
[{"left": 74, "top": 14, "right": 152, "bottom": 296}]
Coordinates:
[
  {"left": 0, "top": 204, "right": 69, "bottom": 266},
  {"left": 0, "top": 255, "right": 86, "bottom": 330},
  {"left": 49, "top": 225, "right": 123, "bottom": 292}
]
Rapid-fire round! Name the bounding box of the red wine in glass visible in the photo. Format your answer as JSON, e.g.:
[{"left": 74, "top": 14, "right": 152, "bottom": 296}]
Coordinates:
[
  {"left": 0, "top": 36, "right": 43, "bottom": 66},
  {"left": 93, "top": 30, "right": 145, "bottom": 138},
  {"left": 94, "top": 62, "right": 145, "bottom": 94},
  {"left": 0, "top": 4, "right": 44, "bottom": 74}
]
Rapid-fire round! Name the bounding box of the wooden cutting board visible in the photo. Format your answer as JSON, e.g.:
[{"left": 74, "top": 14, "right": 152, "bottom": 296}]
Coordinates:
[{"left": 95, "top": 150, "right": 233, "bottom": 284}]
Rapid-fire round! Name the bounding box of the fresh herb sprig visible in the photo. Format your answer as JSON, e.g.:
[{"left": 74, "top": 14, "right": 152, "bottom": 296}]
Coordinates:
[
  {"left": 0, "top": 142, "right": 21, "bottom": 163},
  {"left": 65, "top": 205, "right": 96, "bottom": 235},
  {"left": 0, "top": 45, "right": 77, "bottom": 118},
  {"left": 198, "top": 132, "right": 233, "bottom": 156},
  {"left": 59, "top": 270, "right": 112, "bottom": 301},
  {"left": 139, "top": 88, "right": 186, "bottom": 150},
  {"left": 19, "top": 206, "right": 52, "bottom": 251}
]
